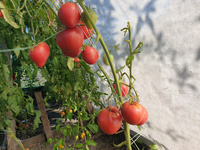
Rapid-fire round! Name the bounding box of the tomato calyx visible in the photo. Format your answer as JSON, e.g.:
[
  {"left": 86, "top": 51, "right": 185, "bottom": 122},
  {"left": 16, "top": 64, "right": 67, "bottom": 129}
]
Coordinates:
[{"left": 129, "top": 100, "right": 137, "bottom": 105}]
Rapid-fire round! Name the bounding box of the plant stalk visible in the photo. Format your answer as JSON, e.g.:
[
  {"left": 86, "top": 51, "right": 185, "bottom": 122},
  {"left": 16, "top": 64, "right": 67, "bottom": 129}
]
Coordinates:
[
  {"left": 97, "top": 62, "right": 119, "bottom": 108},
  {"left": 77, "top": 1, "right": 132, "bottom": 150},
  {"left": 123, "top": 121, "right": 132, "bottom": 150},
  {"left": 77, "top": 0, "right": 123, "bottom": 103}
]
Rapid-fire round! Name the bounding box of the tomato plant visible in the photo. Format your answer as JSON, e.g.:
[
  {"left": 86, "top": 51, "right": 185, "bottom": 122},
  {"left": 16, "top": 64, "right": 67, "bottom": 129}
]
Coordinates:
[
  {"left": 29, "top": 42, "right": 50, "bottom": 68},
  {"left": 58, "top": 2, "right": 81, "bottom": 28},
  {"left": 82, "top": 46, "right": 99, "bottom": 64},
  {"left": 97, "top": 106, "right": 122, "bottom": 135},
  {"left": 0, "top": 0, "right": 150, "bottom": 149}
]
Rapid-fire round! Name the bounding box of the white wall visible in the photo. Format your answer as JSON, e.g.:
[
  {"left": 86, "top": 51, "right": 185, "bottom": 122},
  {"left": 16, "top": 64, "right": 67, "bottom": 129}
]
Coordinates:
[{"left": 85, "top": 0, "right": 200, "bottom": 150}]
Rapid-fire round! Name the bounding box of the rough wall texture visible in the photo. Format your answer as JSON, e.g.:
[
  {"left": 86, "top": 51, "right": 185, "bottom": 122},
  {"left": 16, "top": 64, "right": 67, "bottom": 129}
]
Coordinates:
[{"left": 84, "top": 0, "right": 200, "bottom": 150}]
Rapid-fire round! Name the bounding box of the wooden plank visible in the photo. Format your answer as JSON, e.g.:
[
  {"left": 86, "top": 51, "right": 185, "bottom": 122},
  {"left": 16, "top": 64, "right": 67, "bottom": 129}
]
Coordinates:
[
  {"left": 18, "top": 134, "right": 46, "bottom": 150},
  {"left": 34, "top": 92, "right": 53, "bottom": 139},
  {"left": 16, "top": 127, "right": 63, "bottom": 150}
]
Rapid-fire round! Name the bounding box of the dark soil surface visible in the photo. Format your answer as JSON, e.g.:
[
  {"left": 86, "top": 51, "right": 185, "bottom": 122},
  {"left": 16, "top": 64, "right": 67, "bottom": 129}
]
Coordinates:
[{"left": 26, "top": 129, "right": 149, "bottom": 150}]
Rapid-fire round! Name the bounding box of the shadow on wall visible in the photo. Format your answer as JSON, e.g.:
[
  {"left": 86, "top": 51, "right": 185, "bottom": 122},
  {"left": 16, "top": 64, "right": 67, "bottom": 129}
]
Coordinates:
[
  {"left": 83, "top": 0, "right": 199, "bottom": 147},
  {"left": 84, "top": 0, "right": 117, "bottom": 46},
  {"left": 103, "top": 0, "right": 198, "bottom": 147},
  {"left": 117, "top": 0, "right": 198, "bottom": 93}
]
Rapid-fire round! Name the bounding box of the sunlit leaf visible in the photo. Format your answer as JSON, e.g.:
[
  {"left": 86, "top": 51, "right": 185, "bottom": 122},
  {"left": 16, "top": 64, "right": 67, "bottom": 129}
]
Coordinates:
[
  {"left": 87, "top": 123, "right": 99, "bottom": 133},
  {"left": 67, "top": 57, "right": 74, "bottom": 71},
  {"left": 0, "top": 2, "right": 20, "bottom": 28},
  {"left": 86, "top": 140, "right": 97, "bottom": 146}
]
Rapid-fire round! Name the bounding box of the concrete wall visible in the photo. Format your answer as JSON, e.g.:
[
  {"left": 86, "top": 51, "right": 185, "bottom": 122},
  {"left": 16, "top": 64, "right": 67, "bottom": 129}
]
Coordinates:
[{"left": 84, "top": 0, "right": 200, "bottom": 150}]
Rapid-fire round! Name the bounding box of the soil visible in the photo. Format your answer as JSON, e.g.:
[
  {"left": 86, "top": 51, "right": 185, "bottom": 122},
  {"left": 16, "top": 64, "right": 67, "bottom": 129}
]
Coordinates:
[{"left": 26, "top": 129, "right": 150, "bottom": 150}]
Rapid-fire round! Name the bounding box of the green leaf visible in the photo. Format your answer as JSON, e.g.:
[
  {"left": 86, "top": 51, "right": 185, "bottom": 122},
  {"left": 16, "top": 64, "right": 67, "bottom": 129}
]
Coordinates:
[
  {"left": 67, "top": 111, "right": 73, "bottom": 120},
  {"left": 132, "top": 42, "right": 143, "bottom": 54},
  {"left": 20, "top": 61, "right": 32, "bottom": 79},
  {"left": 82, "top": 116, "right": 90, "bottom": 121},
  {"left": 46, "top": 138, "right": 53, "bottom": 145},
  {"left": 72, "top": 124, "right": 78, "bottom": 136},
  {"left": 80, "top": 60, "right": 94, "bottom": 74},
  {"left": 2, "top": 64, "right": 10, "bottom": 81},
  {"left": 87, "top": 123, "right": 99, "bottom": 133},
  {"left": 5, "top": 119, "right": 13, "bottom": 127},
  {"left": 74, "top": 82, "right": 82, "bottom": 91},
  {"left": 41, "top": 68, "right": 50, "bottom": 81},
  {"left": 0, "top": 2, "right": 20, "bottom": 28},
  {"left": 149, "top": 144, "right": 159, "bottom": 150},
  {"left": 37, "top": 8, "right": 49, "bottom": 23},
  {"left": 126, "top": 55, "right": 134, "bottom": 67},
  {"left": 10, "top": 0, "right": 20, "bottom": 9},
  {"left": 67, "top": 57, "right": 74, "bottom": 71},
  {"left": 47, "top": 8, "right": 55, "bottom": 22},
  {"left": 86, "top": 140, "right": 97, "bottom": 146},
  {"left": 10, "top": 104, "right": 20, "bottom": 115},
  {"left": 75, "top": 143, "right": 83, "bottom": 148},
  {"left": 56, "top": 123, "right": 60, "bottom": 131},
  {"left": 33, "top": 110, "right": 41, "bottom": 130},
  {"left": 63, "top": 125, "right": 72, "bottom": 137},
  {"left": 25, "top": 102, "right": 34, "bottom": 115},
  {"left": 65, "top": 82, "right": 72, "bottom": 95}
]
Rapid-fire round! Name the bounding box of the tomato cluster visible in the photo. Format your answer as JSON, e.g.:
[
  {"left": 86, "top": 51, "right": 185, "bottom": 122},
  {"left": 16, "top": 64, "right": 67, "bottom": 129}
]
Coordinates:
[
  {"left": 97, "top": 100, "right": 148, "bottom": 135},
  {"left": 121, "top": 101, "right": 148, "bottom": 126},
  {"left": 29, "top": 2, "right": 99, "bottom": 68},
  {"left": 56, "top": 2, "right": 99, "bottom": 64}
]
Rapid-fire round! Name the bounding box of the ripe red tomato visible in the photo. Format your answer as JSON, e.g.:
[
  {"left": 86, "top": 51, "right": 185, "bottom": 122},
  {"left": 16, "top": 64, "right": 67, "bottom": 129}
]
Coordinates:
[
  {"left": 63, "top": 48, "right": 81, "bottom": 58},
  {"left": 58, "top": 2, "right": 80, "bottom": 28},
  {"left": 121, "top": 101, "right": 144, "bottom": 125},
  {"left": 0, "top": 10, "right": 3, "bottom": 18},
  {"left": 137, "top": 106, "right": 148, "bottom": 126},
  {"left": 60, "top": 111, "right": 65, "bottom": 117},
  {"left": 97, "top": 106, "right": 122, "bottom": 135},
  {"left": 29, "top": 42, "right": 50, "bottom": 68},
  {"left": 82, "top": 46, "right": 99, "bottom": 65},
  {"left": 74, "top": 57, "right": 81, "bottom": 67},
  {"left": 78, "top": 22, "right": 94, "bottom": 39},
  {"left": 74, "top": 57, "right": 80, "bottom": 62},
  {"left": 56, "top": 27, "right": 84, "bottom": 57},
  {"left": 24, "top": 124, "right": 29, "bottom": 129},
  {"left": 12, "top": 73, "right": 17, "bottom": 80},
  {"left": 112, "top": 81, "right": 129, "bottom": 97}
]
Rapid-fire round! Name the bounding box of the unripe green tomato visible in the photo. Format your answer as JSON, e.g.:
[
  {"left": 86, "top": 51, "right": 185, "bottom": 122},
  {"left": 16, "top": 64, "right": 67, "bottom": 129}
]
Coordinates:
[
  {"left": 81, "top": 9, "right": 97, "bottom": 29},
  {"left": 103, "top": 54, "right": 114, "bottom": 65}
]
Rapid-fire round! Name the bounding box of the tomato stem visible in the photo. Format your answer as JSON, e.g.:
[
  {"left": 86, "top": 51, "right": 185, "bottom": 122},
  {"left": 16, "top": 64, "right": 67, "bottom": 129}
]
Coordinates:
[
  {"left": 123, "top": 121, "right": 132, "bottom": 150},
  {"left": 7, "top": 127, "right": 26, "bottom": 150},
  {"left": 77, "top": 0, "right": 123, "bottom": 103},
  {"left": 97, "top": 62, "right": 119, "bottom": 108}
]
